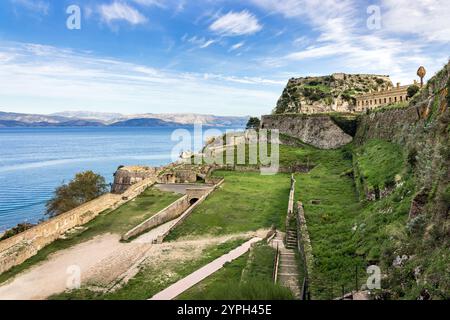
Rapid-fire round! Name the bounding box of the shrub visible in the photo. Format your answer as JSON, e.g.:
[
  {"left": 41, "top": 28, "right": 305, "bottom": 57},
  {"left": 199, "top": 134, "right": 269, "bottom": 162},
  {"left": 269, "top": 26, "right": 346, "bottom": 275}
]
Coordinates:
[
  {"left": 0, "top": 223, "right": 35, "bottom": 240},
  {"left": 246, "top": 117, "right": 261, "bottom": 130},
  {"left": 46, "top": 171, "right": 108, "bottom": 217},
  {"left": 407, "top": 85, "right": 420, "bottom": 99}
]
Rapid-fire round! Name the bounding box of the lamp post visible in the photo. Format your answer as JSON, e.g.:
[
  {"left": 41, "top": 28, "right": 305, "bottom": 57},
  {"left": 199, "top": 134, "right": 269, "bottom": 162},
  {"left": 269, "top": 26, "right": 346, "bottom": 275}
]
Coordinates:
[{"left": 417, "top": 66, "right": 426, "bottom": 88}]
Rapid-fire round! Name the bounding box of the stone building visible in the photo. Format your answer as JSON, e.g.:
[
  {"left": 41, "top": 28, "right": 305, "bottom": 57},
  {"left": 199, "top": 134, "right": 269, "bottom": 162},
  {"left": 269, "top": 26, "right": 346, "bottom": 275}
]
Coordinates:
[{"left": 355, "top": 80, "right": 419, "bottom": 112}]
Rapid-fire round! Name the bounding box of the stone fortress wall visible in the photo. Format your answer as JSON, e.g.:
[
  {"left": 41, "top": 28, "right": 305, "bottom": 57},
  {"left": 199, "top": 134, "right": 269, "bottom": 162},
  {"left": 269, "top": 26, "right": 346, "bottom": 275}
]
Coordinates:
[
  {"left": 0, "top": 161, "right": 221, "bottom": 275},
  {"left": 0, "top": 177, "right": 156, "bottom": 275}
]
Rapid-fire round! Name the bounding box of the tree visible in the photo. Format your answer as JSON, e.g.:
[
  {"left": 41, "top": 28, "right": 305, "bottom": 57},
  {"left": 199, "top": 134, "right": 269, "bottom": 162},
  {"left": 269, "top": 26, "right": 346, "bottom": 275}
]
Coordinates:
[
  {"left": 0, "top": 223, "right": 35, "bottom": 241},
  {"left": 46, "top": 171, "right": 108, "bottom": 217},
  {"left": 407, "top": 84, "right": 420, "bottom": 99},
  {"left": 246, "top": 117, "right": 261, "bottom": 130}
]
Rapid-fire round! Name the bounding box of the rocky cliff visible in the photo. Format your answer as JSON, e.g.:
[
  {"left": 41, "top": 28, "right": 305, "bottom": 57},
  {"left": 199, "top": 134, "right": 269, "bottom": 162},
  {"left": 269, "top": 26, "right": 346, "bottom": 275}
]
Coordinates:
[
  {"left": 261, "top": 114, "right": 354, "bottom": 149},
  {"left": 274, "top": 73, "right": 392, "bottom": 114}
]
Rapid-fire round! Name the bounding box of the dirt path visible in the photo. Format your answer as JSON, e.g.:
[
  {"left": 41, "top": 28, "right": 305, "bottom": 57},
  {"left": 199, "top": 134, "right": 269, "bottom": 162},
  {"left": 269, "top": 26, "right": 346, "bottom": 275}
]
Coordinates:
[
  {"left": 149, "top": 237, "right": 262, "bottom": 300},
  {"left": 0, "top": 229, "right": 269, "bottom": 300},
  {"left": 0, "top": 234, "right": 124, "bottom": 300}
]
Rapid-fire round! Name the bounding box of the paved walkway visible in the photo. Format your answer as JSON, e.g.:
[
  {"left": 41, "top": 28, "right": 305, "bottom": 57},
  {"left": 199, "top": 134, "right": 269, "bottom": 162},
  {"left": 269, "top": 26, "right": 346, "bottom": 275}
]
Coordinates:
[
  {"left": 154, "top": 184, "right": 212, "bottom": 195},
  {"left": 149, "top": 237, "right": 262, "bottom": 300}
]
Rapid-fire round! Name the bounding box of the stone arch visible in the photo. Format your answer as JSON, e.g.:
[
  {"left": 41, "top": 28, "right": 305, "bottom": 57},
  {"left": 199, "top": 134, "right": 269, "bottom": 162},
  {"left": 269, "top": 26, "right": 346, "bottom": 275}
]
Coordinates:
[{"left": 189, "top": 198, "right": 199, "bottom": 205}]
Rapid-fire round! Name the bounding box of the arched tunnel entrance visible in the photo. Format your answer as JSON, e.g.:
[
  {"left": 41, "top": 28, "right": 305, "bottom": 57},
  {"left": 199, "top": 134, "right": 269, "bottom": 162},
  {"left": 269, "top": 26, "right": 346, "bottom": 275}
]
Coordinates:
[{"left": 189, "top": 198, "right": 199, "bottom": 206}]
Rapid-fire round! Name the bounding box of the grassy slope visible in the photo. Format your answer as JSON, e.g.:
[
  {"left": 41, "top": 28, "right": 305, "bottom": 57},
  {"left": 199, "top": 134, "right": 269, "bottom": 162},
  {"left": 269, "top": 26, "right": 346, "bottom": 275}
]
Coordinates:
[
  {"left": 354, "top": 139, "right": 404, "bottom": 192},
  {"left": 166, "top": 171, "right": 291, "bottom": 240},
  {"left": 286, "top": 140, "right": 412, "bottom": 299},
  {"left": 294, "top": 148, "right": 363, "bottom": 299},
  {"left": 51, "top": 238, "right": 247, "bottom": 300},
  {"left": 178, "top": 243, "right": 293, "bottom": 300},
  {"left": 0, "top": 188, "right": 180, "bottom": 285}
]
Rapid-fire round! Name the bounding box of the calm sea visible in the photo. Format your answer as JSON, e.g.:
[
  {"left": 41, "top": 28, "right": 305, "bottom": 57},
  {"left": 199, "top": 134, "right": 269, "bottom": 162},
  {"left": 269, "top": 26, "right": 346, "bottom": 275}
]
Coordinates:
[{"left": 0, "top": 126, "right": 235, "bottom": 232}]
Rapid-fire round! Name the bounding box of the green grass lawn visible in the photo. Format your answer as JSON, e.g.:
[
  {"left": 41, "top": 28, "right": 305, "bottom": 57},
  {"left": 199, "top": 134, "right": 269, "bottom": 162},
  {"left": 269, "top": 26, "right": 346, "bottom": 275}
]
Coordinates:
[
  {"left": 0, "top": 187, "right": 180, "bottom": 285},
  {"left": 295, "top": 148, "right": 363, "bottom": 299},
  {"left": 353, "top": 139, "right": 405, "bottom": 192},
  {"left": 295, "top": 144, "right": 412, "bottom": 299},
  {"left": 51, "top": 238, "right": 248, "bottom": 300},
  {"left": 166, "top": 171, "right": 291, "bottom": 240},
  {"left": 178, "top": 243, "right": 293, "bottom": 300}
]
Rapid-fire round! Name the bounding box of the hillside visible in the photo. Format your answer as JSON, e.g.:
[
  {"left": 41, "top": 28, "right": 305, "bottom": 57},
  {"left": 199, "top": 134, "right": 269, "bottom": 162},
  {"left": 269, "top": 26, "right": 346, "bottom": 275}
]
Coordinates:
[
  {"left": 0, "top": 111, "right": 248, "bottom": 128},
  {"left": 274, "top": 73, "right": 392, "bottom": 114}
]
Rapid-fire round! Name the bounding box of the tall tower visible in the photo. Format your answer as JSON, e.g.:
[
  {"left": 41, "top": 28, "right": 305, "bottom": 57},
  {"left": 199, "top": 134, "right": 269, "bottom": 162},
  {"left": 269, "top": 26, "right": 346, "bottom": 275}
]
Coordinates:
[{"left": 417, "top": 66, "right": 427, "bottom": 88}]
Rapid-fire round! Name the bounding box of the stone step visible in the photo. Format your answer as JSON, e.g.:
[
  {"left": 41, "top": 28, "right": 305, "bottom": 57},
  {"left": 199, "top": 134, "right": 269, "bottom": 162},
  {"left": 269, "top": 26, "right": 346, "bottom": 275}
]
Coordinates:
[
  {"left": 279, "top": 266, "right": 299, "bottom": 274},
  {"left": 279, "top": 262, "right": 297, "bottom": 267},
  {"left": 280, "top": 253, "right": 296, "bottom": 257},
  {"left": 278, "top": 272, "right": 299, "bottom": 277}
]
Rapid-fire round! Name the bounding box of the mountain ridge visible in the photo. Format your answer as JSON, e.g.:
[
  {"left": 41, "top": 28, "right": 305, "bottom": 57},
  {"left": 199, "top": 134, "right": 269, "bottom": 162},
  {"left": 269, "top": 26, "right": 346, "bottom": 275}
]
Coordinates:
[{"left": 0, "top": 111, "right": 249, "bottom": 128}]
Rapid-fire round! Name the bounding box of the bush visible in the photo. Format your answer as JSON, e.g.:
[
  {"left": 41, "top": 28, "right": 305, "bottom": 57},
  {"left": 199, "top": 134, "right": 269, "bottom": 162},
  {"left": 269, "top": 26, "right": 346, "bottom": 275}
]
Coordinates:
[
  {"left": 46, "top": 171, "right": 108, "bottom": 217},
  {"left": 407, "top": 85, "right": 420, "bottom": 99},
  {"left": 0, "top": 223, "right": 35, "bottom": 240},
  {"left": 407, "top": 148, "right": 418, "bottom": 168},
  {"left": 246, "top": 117, "right": 261, "bottom": 130}
]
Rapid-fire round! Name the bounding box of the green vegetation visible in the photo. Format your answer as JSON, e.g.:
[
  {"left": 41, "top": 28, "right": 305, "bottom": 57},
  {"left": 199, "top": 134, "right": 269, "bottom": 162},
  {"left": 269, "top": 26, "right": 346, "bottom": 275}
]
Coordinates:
[
  {"left": 178, "top": 243, "right": 293, "bottom": 300},
  {"left": 46, "top": 171, "right": 108, "bottom": 217},
  {"left": 294, "top": 148, "right": 363, "bottom": 299},
  {"left": 292, "top": 142, "right": 415, "bottom": 299},
  {"left": 353, "top": 140, "right": 405, "bottom": 194},
  {"left": 51, "top": 238, "right": 247, "bottom": 300},
  {"left": 246, "top": 117, "right": 261, "bottom": 130},
  {"left": 407, "top": 84, "right": 420, "bottom": 99},
  {"left": 329, "top": 114, "right": 358, "bottom": 136},
  {"left": 0, "top": 187, "right": 180, "bottom": 285},
  {"left": 166, "top": 171, "right": 291, "bottom": 240},
  {"left": 0, "top": 223, "right": 35, "bottom": 241}
]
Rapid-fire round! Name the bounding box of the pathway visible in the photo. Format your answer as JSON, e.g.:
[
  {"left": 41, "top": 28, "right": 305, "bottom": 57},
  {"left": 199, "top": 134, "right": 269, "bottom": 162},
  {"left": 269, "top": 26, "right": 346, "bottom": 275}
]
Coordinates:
[
  {"left": 270, "top": 231, "right": 301, "bottom": 299},
  {"left": 149, "top": 237, "right": 262, "bottom": 300}
]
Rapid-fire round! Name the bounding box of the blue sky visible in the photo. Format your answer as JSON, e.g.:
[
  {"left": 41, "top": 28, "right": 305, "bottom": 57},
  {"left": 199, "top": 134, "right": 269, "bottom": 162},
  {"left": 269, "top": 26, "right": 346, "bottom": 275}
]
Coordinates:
[{"left": 0, "top": 0, "right": 449, "bottom": 116}]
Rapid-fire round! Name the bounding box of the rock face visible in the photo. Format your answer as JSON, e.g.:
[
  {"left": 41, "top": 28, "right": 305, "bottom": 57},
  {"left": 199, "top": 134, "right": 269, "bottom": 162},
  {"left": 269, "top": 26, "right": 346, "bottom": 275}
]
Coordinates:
[
  {"left": 261, "top": 114, "right": 353, "bottom": 149},
  {"left": 111, "top": 166, "right": 158, "bottom": 194},
  {"left": 274, "top": 73, "right": 392, "bottom": 114}
]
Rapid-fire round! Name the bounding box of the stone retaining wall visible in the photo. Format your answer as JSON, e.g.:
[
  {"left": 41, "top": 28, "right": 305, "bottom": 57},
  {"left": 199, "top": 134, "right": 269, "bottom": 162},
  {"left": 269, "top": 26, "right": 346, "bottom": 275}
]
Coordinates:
[
  {"left": 297, "top": 202, "right": 314, "bottom": 279},
  {"left": 156, "top": 179, "right": 225, "bottom": 243},
  {"left": 121, "top": 196, "right": 190, "bottom": 241},
  {"left": 0, "top": 178, "right": 155, "bottom": 275}
]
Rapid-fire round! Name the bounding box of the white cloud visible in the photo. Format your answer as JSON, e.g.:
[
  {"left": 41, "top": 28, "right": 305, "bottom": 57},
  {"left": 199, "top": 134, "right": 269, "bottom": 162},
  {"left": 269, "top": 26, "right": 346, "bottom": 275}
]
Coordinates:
[
  {"left": 131, "top": 0, "right": 165, "bottom": 8},
  {"left": 0, "top": 42, "right": 281, "bottom": 116},
  {"left": 229, "top": 42, "right": 245, "bottom": 51},
  {"left": 10, "top": 0, "right": 49, "bottom": 14},
  {"left": 99, "top": 1, "right": 147, "bottom": 25},
  {"left": 210, "top": 10, "right": 262, "bottom": 36},
  {"left": 252, "top": 0, "right": 446, "bottom": 84},
  {"left": 184, "top": 36, "right": 217, "bottom": 49},
  {"left": 381, "top": 0, "right": 450, "bottom": 43}
]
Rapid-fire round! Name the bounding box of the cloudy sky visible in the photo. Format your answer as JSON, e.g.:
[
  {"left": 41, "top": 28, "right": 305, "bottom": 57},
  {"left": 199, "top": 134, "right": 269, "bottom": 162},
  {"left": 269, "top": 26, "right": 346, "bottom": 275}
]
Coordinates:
[{"left": 0, "top": 0, "right": 449, "bottom": 116}]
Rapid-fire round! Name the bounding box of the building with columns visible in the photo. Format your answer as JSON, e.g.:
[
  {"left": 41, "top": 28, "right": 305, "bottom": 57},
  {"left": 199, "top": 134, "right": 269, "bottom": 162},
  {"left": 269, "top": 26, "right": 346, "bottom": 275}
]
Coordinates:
[{"left": 355, "top": 80, "right": 419, "bottom": 112}]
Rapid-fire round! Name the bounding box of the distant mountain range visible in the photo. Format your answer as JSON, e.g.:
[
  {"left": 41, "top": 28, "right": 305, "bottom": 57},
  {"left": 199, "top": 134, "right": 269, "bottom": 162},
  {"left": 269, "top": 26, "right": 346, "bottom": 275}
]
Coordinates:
[{"left": 0, "top": 111, "right": 249, "bottom": 128}]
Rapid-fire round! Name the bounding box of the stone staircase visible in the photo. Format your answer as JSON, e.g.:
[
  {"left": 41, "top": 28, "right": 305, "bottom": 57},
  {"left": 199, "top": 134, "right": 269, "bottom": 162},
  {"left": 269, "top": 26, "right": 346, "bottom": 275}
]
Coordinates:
[
  {"left": 271, "top": 229, "right": 301, "bottom": 299},
  {"left": 285, "top": 227, "right": 298, "bottom": 250},
  {"left": 279, "top": 227, "right": 301, "bottom": 299}
]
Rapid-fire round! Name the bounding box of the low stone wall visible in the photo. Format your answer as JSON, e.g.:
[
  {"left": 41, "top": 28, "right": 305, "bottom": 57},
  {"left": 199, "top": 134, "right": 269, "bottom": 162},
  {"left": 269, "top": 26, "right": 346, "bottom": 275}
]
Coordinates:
[
  {"left": 156, "top": 179, "right": 225, "bottom": 243},
  {"left": 297, "top": 202, "right": 314, "bottom": 280},
  {"left": 288, "top": 175, "right": 296, "bottom": 216},
  {"left": 122, "top": 196, "right": 190, "bottom": 241},
  {"left": 0, "top": 178, "right": 155, "bottom": 275}
]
